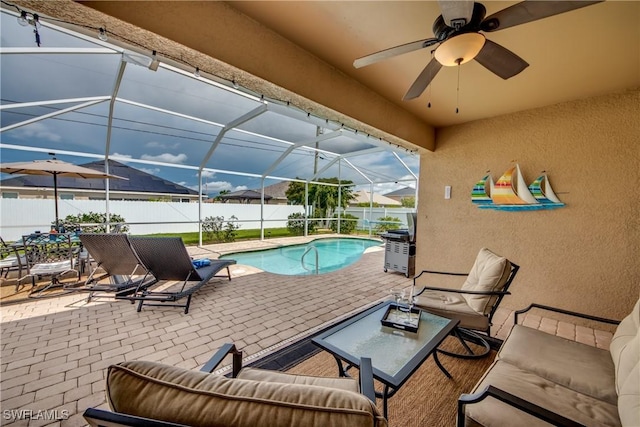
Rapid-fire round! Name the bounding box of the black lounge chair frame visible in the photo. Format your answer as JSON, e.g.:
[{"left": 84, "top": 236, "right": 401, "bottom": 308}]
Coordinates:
[
  {"left": 119, "top": 237, "right": 235, "bottom": 314},
  {"left": 64, "top": 233, "right": 156, "bottom": 302},
  {"left": 83, "top": 343, "right": 376, "bottom": 427}
]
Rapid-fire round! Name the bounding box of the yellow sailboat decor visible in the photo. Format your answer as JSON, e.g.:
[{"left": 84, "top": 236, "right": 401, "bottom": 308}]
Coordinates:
[{"left": 472, "top": 165, "right": 565, "bottom": 211}]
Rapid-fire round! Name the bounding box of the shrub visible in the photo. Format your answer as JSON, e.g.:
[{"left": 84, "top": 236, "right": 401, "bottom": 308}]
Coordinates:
[
  {"left": 374, "top": 216, "right": 401, "bottom": 233},
  {"left": 57, "top": 212, "right": 129, "bottom": 233},
  {"left": 203, "top": 215, "right": 240, "bottom": 242},
  {"left": 287, "top": 212, "right": 316, "bottom": 235},
  {"left": 329, "top": 213, "right": 358, "bottom": 234}
]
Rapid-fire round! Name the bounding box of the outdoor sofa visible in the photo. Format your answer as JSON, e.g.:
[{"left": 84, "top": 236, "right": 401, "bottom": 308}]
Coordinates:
[{"left": 457, "top": 297, "right": 639, "bottom": 426}]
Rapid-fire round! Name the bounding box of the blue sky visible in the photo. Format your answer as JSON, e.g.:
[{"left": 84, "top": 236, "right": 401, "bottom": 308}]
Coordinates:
[{"left": 0, "top": 10, "right": 419, "bottom": 197}]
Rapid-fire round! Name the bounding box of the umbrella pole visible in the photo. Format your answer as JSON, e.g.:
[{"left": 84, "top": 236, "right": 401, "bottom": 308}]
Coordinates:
[{"left": 53, "top": 172, "right": 59, "bottom": 230}]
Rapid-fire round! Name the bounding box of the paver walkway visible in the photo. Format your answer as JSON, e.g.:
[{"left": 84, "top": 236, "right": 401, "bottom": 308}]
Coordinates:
[
  {"left": 0, "top": 236, "right": 405, "bottom": 426},
  {"left": 0, "top": 235, "right": 613, "bottom": 426}
]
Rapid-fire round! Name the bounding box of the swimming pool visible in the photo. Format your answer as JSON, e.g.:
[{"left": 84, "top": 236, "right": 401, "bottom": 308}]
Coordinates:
[{"left": 220, "top": 238, "right": 382, "bottom": 275}]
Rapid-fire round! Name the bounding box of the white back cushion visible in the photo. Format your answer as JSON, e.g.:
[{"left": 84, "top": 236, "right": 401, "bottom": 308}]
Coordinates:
[{"left": 461, "top": 248, "right": 511, "bottom": 314}]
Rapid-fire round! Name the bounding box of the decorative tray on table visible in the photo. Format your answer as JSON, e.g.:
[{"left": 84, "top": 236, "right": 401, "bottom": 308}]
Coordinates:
[{"left": 381, "top": 303, "right": 421, "bottom": 333}]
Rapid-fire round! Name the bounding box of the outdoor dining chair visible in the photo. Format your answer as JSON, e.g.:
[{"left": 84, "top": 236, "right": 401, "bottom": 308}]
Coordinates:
[
  {"left": 0, "top": 237, "right": 25, "bottom": 288},
  {"left": 412, "top": 247, "right": 519, "bottom": 358},
  {"left": 119, "top": 236, "right": 236, "bottom": 314},
  {"left": 19, "top": 232, "right": 81, "bottom": 298},
  {"left": 64, "top": 233, "right": 156, "bottom": 302}
]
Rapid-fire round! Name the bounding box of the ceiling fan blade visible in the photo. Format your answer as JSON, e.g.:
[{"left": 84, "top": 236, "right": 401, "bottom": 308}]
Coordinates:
[
  {"left": 474, "top": 39, "right": 529, "bottom": 80},
  {"left": 354, "top": 38, "right": 439, "bottom": 69},
  {"left": 481, "top": 0, "right": 603, "bottom": 32},
  {"left": 437, "top": 0, "right": 474, "bottom": 28},
  {"left": 403, "top": 58, "right": 443, "bottom": 100}
]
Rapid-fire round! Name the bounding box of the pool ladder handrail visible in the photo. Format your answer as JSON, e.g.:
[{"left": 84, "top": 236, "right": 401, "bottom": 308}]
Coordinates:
[{"left": 301, "top": 245, "right": 319, "bottom": 275}]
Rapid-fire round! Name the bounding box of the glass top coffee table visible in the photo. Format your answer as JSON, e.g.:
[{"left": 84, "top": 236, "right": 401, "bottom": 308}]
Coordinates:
[{"left": 312, "top": 300, "right": 459, "bottom": 418}]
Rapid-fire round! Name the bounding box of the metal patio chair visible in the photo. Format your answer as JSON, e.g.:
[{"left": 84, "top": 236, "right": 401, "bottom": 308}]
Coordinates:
[
  {"left": 119, "top": 237, "right": 236, "bottom": 314},
  {"left": 412, "top": 247, "right": 519, "bottom": 358},
  {"left": 1, "top": 237, "right": 26, "bottom": 289},
  {"left": 63, "top": 233, "right": 156, "bottom": 302},
  {"left": 19, "top": 232, "right": 81, "bottom": 298}
]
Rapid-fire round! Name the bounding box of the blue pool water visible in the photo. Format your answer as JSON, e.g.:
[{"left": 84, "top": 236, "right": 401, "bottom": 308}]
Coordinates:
[{"left": 220, "top": 238, "right": 382, "bottom": 275}]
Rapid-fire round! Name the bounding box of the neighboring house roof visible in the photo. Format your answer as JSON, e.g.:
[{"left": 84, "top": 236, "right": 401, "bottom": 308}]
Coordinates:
[
  {"left": 383, "top": 187, "right": 416, "bottom": 198},
  {"left": 220, "top": 189, "right": 273, "bottom": 203},
  {"left": 351, "top": 190, "right": 401, "bottom": 206},
  {"left": 0, "top": 160, "right": 198, "bottom": 196},
  {"left": 260, "top": 181, "right": 290, "bottom": 200}
]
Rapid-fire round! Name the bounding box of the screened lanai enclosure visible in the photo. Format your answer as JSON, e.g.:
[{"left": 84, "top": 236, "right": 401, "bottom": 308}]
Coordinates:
[{"left": 0, "top": 7, "right": 419, "bottom": 242}]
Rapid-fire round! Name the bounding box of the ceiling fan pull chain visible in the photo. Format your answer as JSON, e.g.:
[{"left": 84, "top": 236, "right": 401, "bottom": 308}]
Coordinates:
[{"left": 456, "top": 60, "right": 461, "bottom": 114}]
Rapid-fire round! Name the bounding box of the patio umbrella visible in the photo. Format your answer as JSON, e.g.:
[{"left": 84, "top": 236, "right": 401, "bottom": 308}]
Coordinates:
[{"left": 0, "top": 158, "right": 127, "bottom": 227}]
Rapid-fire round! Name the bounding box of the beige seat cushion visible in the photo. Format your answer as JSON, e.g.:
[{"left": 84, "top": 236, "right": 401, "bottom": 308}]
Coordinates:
[
  {"left": 107, "top": 360, "right": 386, "bottom": 427},
  {"left": 461, "top": 248, "right": 511, "bottom": 314},
  {"left": 465, "top": 360, "right": 621, "bottom": 427},
  {"left": 414, "top": 291, "right": 490, "bottom": 331},
  {"left": 237, "top": 367, "right": 359, "bottom": 393},
  {"left": 497, "top": 325, "right": 617, "bottom": 405}
]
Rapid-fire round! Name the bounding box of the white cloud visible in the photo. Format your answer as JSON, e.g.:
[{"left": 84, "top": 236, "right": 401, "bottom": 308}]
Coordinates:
[
  {"left": 111, "top": 153, "right": 133, "bottom": 160},
  {"left": 200, "top": 170, "right": 216, "bottom": 179},
  {"left": 203, "top": 181, "right": 233, "bottom": 193},
  {"left": 13, "top": 122, "right": 61, "bottom": 142},
  {"left": 198, "top": 182, "right": 250, "bottom": 194},
  {"left": 141, "top": 153, "right": 187, "bottom": 164},
  {"left": 177, "top": 181, "right": 199, "bottom": 192},
  {"left": 140, "top": 167, "right": 161, "bottom": 175},
  {"left": 356, "top": 180, "right": 416, "bottom": 195}
]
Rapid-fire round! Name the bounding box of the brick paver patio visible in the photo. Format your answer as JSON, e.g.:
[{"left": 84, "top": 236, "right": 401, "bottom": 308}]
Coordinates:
[{"left": 0, "top": 235, "right": 613, "bottom": 426}]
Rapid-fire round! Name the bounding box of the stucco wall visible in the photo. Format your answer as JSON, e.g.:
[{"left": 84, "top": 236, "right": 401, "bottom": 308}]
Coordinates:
[{"left": 416, "top": 89, "right": 639, "bottom": 320}]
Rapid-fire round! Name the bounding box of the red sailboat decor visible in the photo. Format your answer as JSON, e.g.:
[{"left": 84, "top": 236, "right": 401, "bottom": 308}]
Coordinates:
[{"left": 471, "top": 165, "right": 564, "bottom": 211}]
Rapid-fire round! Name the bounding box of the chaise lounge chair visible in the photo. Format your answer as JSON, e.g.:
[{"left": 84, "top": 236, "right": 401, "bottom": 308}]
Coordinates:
[
  {"left": 119, "top": 236, "right": 236, "bottom": 314},
  {"left": 64, "top": 233, "right": 156, "bottom": 302},
  {"left": 83, "top": 343, "right": 385, "bottom": 427}
]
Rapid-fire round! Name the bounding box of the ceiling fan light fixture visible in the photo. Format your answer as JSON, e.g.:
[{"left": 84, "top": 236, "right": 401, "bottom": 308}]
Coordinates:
[{"left": 434, "top": 33, "right": 486, "bottom": 66}]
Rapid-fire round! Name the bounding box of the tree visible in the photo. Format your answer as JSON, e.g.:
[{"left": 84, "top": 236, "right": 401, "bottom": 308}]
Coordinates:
[
  {"left": 285, "top": 182, "right": 306, "bottom": 205},
  {"left": 214, "top": 190, "right": 230, "bottom": 203},
  {"left": 285, "top": 178, "right": 355, "bottom": 225}
]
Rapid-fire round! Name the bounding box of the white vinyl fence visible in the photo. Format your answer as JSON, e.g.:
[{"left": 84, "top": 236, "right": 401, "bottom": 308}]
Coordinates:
[
  {"left": 0, "top": 199, "right": 304, "bottom": 241},
  {"left": 0, "top": 199, "right": 415, "bottom": 241}
]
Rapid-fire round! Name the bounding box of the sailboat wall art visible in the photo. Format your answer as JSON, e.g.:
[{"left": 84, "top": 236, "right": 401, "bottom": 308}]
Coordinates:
[{"left": 471, "top": 165, "right": 565, "bottom": 211}]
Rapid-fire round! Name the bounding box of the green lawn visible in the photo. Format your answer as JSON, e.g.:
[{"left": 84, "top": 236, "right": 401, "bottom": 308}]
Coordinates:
[{"left": 137, "top": 227, "right": 374, "bottom": 245}]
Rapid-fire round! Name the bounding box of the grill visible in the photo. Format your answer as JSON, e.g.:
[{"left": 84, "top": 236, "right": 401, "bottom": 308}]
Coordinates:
[{"left": 381, "top": 213, "right": 416, "bottom": 277}]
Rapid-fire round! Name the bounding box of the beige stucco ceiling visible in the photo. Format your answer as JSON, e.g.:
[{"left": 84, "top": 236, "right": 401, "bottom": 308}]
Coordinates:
[
  {"left": 227, "top": 1, "right": 640, "bottom": 128},
  {"left": 10, "top": 1, "right": 639, "bottom": 152}
]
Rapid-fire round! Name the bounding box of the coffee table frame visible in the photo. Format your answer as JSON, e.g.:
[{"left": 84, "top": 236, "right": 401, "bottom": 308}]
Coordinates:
[{"left": 312, "top": 300, "right": 459, "bottom": 418}]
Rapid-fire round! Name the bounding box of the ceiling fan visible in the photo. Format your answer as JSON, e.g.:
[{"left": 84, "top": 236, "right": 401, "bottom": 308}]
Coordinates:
[{"left": 354, "top": 0, "right": 603, "bottom": 101}]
